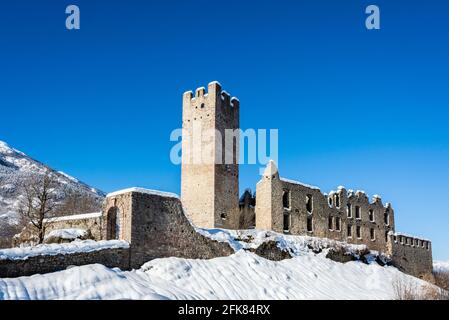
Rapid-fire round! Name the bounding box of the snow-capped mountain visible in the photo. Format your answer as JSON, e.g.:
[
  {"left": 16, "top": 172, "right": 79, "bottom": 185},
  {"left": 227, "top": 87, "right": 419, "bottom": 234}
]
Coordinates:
[{"left": 0, "top": 140, "right": 104, "bottom": 237}]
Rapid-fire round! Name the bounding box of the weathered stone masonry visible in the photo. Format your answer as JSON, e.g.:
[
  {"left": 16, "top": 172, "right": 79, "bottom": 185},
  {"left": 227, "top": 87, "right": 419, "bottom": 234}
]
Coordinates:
[
  {"left": 181, "top": 82, "right": 240, "bottom": 230},
  {"left": 1, "top": 189, "right": 234, "bottom": 278},
  {"left": 387, "top": 233, "right": 433, "bottom": 278},
  {"left": 254, "top": 160, "right": 433, "bottom": 277},
  {"left": 0, "top": 247, "right": 130, "bottom": 278},
  {"left": 103, "top": 188, "right": 234, "bottom": 269}
]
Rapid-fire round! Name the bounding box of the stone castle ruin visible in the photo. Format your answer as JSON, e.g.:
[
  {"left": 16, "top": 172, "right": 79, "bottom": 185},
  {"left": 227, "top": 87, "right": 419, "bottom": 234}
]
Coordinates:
[
  {"left": 179, "top": 82, "right": 432, "bottom": 278},
  {"left": 1, "top": 82, "right": 432, "bottom": 279}
]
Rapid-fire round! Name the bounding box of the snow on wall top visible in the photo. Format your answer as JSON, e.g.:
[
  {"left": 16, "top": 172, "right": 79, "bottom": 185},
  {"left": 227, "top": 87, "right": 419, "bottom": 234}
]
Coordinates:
[
  {"left": 197, "top": 228, "right": 368, "bottom": 257},
  {"left": 392, "top": 232, "right": 431, "bottom": 242},
  {"left": 107, "top": 187, "right": 179, "bottom": 199},
  {"left": 45, "top": 212, "right": 102, "bottom": 223},
  {"left": 0, "top": 240, "right": 129, "bottom": 261},
  {"left": 44, "top": 228, "right": 87, "bottom": 240},
  {"left": 280, "top": 178, "right": 321, "bottom": 191}
]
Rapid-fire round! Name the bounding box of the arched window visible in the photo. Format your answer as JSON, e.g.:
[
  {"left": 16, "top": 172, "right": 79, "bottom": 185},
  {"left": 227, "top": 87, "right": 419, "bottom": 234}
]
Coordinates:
[
  {"left": 335, "top": 194, "right": 340, "bottom": 208},
  {"left": 306, "top": 195, "right": 313, "bottom": 213},
  {"left": 106, "top": 206, "right": 121, "bottom": 240}
]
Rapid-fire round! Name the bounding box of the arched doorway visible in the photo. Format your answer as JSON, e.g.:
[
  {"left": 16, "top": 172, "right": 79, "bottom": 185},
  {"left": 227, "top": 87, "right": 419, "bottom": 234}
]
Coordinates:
[{"left": 106, "top": 206, "right": 121, "bottom": 240}]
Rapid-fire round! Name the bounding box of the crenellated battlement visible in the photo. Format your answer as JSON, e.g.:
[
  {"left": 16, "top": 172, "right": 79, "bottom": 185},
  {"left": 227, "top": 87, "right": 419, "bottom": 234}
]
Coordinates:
[
  {"left": 390, "top": 232, "right": 431, "bottom": 250},
  {"left": 183, "top": 81, "right": 239, "bottom": 110},
  {"left": 387, "top": 231, "right": 433, "bottom": 277}
]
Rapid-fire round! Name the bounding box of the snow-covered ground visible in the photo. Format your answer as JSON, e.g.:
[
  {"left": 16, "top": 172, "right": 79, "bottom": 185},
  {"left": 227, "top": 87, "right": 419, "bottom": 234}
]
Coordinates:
[
  {"left": 0, "top": 250, "right": 431, "bottom": 300},
  {"left": 0, "top": 240, "right": 129, "bottom": 261},
  {"left": 0, "top": 229, "right": 437, "bottom": 300}
]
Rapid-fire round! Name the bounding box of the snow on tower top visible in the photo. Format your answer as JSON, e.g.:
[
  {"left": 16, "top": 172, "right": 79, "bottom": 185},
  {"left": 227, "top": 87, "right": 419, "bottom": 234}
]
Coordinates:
[{"left": 263, "top": 160, "right": 279, "bottom": 177}]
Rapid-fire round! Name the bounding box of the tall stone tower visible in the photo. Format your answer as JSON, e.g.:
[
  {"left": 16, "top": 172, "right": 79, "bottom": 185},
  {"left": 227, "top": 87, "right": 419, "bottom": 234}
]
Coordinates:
[{"left": 181, "top": 81, "right": 239, "bottom": 229}]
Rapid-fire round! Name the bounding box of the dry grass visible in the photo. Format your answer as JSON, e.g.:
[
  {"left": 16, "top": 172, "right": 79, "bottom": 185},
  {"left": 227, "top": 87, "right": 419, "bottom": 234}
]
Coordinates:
[{"left": 393, "top": 272, "right": 449, "bottom": 300}]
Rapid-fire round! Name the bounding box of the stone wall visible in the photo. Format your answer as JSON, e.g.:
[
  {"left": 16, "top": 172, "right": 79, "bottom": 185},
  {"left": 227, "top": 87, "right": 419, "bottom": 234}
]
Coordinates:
[
  {"left": 103, "top": 189, "right": 235, "bottom": 269},
  {"left": 388, "top": 233, "right": 433, "bottom": 278},
  {"left": 0, "top": 247, "right": 130, "bottom": 278}
]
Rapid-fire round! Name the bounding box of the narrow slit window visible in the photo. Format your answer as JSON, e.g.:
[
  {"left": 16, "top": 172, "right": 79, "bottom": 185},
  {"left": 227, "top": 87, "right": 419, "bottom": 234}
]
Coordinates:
[
  {"left": 369, "top": 209, "right": 374, "bottom": 222},
  {"left": 356, "top": 226, "right": 362, "bottom": 239},
  {"left": 283, "top": 190, "right": 290, "bottom": 209},
  {"left": 370, "top": 228, "right": 375, "bottom": 240},
  {"left": 335, "top": 217, "right": 341, "bottom": 231},
  {"left": 347, "top": 204, "right": 352, "bottom": 218},
  {"left": 347, "top": 224, "right": 352, "bottom": 238},
  {"left": 335, "top": 194, "right": 340, "bottom": 208},
  {"left": 355, "top": 206, "right": 361, "bottom": 219},
  {"left": 328, "top": 216, "right": 333, "bottom": 230},
  {"left": 384, "top": 209, "right": 390, "bottom": 226},
  {"left": 283, "top": 213, "right": 290, "bottom": 232},
  {"left": 307, "top": 216, "right": 313, "bottom": 232}
]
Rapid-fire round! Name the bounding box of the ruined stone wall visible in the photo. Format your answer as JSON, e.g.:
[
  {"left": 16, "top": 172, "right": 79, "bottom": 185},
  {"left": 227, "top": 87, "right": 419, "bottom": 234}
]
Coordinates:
[
  {"left": 0, "top": 247, "right": 130, "bottom": 278},
  {"left": 181, "top": 81, "right": 240, "bottom": 229},
  {"left": 12, "top": 213, "right": 102, "bottom": 246},
  {"left": 254, "top": 162, "right": 433, "bottom": 277},
  {"left": 387, "top": 233, "right": 433, "bottom": 278},
  {"left": 103, "top": 189, "right": 235, "bottom": 269},
  {"left": 46, "top": 213, "right": 102, "bottom": 240},
  {"left": 255, "top": 162, "right": 395, "bottom": 253}
]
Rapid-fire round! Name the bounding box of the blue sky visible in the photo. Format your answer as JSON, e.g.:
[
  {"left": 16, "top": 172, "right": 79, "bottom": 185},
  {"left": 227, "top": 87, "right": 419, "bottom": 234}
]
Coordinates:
[{"left": 0, "top": 1, "right": 448, "bottom": 260}]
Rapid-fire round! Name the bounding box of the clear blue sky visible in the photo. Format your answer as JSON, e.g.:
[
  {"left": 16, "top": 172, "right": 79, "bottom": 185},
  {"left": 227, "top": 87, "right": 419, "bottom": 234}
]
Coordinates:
[{"left": 0, "top": 1, "right": 448, "bottom": 260}]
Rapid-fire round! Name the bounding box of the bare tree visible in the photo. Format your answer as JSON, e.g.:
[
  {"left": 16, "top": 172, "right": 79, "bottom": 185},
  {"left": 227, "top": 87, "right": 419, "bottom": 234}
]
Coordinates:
[
  {"left": 54, "top": 189, "right": 101, "bottom": 216},
  {"left": 19, "top": 172, "right": 59, "bottom": 244}
]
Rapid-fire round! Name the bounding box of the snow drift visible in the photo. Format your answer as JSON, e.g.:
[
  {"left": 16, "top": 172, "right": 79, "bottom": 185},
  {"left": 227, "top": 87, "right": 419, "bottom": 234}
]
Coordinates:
[
  {"left": 0, "top": 250, "right": 432, "bottom": 300},
  {"left": 0, "top": 229, "right": 436, "bottom": 300}
]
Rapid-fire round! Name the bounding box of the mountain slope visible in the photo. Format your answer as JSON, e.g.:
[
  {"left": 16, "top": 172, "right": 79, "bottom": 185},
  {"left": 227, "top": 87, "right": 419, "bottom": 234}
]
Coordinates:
[{"left": 0, "top": 140, "right": 104, "bottom": 237}]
